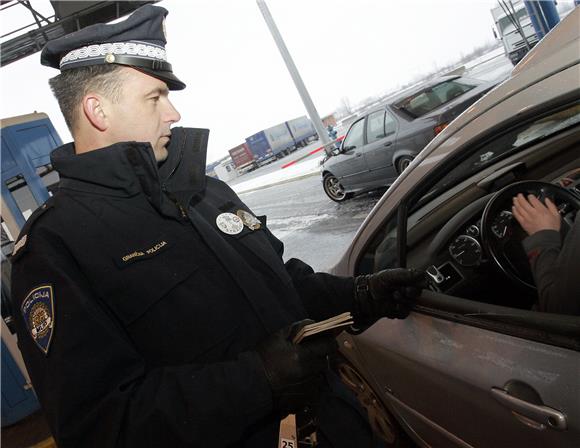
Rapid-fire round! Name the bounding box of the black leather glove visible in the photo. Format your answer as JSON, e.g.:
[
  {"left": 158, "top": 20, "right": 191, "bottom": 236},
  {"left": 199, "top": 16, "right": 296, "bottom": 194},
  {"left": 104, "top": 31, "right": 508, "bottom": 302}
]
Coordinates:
[
  {"left": 352, "top": 268, "right": 426, "bottom": 327},
  {"left": 256, "top": 319, "right": 338, "bottom": 415}
]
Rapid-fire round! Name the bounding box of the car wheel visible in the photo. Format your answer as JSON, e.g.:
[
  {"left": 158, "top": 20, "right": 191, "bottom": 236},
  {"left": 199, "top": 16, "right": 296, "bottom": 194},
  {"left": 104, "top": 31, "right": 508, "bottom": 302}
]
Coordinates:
[
  {"left": 323, "top": 173, "right": 349, "bottom": 202},
  {"left": 337, "top": 361, "right": 413, "bottom": 447},
  {"left": 395, "top": 156, "right": 414, "bottom": 175}
]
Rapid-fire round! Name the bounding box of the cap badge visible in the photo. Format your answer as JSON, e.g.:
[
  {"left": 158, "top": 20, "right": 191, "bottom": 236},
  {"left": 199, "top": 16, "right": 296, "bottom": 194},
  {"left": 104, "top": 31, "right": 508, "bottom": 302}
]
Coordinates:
[
  {"left": 216, "top": 213, "right": 244, "bottom": 235},
  {"left": 105, "top": 53, "right": 116, "bottom": 63}
]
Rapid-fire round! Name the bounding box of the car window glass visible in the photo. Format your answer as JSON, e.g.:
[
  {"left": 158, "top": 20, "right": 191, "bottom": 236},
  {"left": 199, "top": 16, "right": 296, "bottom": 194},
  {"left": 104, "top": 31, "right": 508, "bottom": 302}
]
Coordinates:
[
  {"left": 356, "top": 213, "right": 398, "bottom": 274},
  {"left": 353, "top": 101, "right": 580, "bottom": 348},
  {"left": 357, "top": 103, "right": 580, "bottom": 275},
  {"left": 418, "top": 104, "right": 580, "bottom": 208},
  {"left": 385, "top": 111, "right": 397, "bottom": 135},
  {"left": 395, "top": 79, "right": 476, "bottom": 117},
  {"left": 366, "top": 111, "right": 385, "bottom": 144},
  {"left": 343, "top": 118, "right": 365, "bottom": 149}
]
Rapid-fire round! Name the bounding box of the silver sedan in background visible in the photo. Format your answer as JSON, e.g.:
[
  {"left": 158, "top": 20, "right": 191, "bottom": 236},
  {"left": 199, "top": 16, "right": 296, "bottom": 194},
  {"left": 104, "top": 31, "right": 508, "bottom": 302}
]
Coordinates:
[{"left": 321, "top": 75, "right": 498, "bottom": 202}]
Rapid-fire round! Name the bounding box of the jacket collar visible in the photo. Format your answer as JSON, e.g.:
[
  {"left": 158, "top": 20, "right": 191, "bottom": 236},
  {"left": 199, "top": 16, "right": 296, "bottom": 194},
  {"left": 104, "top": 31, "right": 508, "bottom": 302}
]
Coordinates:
[
  {"left": 51, "top": 127, "right": 210, "bottom": 205},
  {"left": 159, "top": 127, "right": 209, "bottom": 203}
]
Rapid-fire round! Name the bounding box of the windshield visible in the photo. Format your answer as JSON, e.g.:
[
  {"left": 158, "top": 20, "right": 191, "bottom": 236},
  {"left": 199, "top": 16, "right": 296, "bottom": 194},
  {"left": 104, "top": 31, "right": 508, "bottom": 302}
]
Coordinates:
[
  {"left": 395, "top": 79, "right": 476, "bottom": 118},
  {"left": 418, "top": 104, "right": 580, "bottom": 206}
]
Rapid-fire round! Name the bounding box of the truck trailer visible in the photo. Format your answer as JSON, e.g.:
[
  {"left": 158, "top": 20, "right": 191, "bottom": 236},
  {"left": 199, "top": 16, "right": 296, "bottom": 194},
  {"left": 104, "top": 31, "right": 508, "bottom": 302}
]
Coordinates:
[
  {"left": 228, "top": 143, "right": 260, "bottom": 173},
  {"left": 285, "top": 116, "right": 317, "bottom": 148},
  {"left": 245, "top": 117, "right": 318, "bottom": 161},
  {"left": 491, "top": 0, "right": 539, "bottom": 65},
  {"left": 246, "top": 122, "right": 296, "bottom": 161}
]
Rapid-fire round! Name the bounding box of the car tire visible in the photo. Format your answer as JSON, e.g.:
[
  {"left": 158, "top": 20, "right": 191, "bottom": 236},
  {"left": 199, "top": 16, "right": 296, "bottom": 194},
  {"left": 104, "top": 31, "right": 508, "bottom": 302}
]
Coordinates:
[
  {"left": 395, "top": 156, "right": 414, "bottom": 175},
  {"left": 337, "top": 360, "right": 414, "bottom": 447},
  {"left": 323, "top": 173, "right": 350, "bottom": 202}
]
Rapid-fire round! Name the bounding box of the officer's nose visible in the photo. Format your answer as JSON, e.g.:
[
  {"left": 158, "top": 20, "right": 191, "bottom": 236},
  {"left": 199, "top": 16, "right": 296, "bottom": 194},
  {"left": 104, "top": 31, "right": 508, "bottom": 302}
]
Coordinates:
[{"left": 165, "top": 99, "right": 181, "bottom": 124}]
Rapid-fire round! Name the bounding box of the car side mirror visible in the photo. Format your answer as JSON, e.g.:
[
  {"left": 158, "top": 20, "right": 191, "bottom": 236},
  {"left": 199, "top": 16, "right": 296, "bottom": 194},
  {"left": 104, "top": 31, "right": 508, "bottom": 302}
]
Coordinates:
[{"left": 325, "top": 145, "right": 342, "bottom": 157}]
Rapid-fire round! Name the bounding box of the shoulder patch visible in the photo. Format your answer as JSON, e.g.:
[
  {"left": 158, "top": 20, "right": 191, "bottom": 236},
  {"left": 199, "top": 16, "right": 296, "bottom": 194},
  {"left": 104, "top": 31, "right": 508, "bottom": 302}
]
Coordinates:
[
  {"left": 12, "top": 234, "right": 27, "bottom": 256},
  {"left": 11, "top": 200, "right": 55, "bottom": 260},
  {"left": 21, "top": 285, "right": 55, "bottom": 355}
]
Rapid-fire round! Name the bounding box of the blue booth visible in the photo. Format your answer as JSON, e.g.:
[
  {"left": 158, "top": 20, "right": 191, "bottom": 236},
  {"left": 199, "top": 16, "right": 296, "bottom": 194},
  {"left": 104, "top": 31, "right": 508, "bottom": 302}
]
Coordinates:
[{"left": 1, "top": 112, "right": 62, "bottom": 427}]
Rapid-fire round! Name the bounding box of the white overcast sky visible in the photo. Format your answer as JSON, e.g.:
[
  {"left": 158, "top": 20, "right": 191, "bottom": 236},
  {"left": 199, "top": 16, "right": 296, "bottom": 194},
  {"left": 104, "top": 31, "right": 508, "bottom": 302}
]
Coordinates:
[{"left": 1, "top": 0, "right": 569, "bottom": 163}]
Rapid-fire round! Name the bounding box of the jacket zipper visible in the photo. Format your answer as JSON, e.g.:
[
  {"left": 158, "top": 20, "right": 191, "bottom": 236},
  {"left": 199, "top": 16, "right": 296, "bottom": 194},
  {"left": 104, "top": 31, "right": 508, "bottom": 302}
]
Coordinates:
[
  {"left": 173, "top": 200, "right": 187, "bottom": 219},
  {"left": 175, "top": 201, "right": 187, "bottom": 219},
  {"left": 161, "top": 131, "right": 188, "bottom": 220},
  {"left": 162, "top": 186, "right": 188, "bottom": 219}
]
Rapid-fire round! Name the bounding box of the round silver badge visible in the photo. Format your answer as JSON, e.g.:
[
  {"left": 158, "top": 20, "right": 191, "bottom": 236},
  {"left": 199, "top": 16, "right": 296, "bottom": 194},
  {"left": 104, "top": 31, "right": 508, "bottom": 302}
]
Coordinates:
[{"left": 216, "top": 212, "right": 244, "bottom": 235}]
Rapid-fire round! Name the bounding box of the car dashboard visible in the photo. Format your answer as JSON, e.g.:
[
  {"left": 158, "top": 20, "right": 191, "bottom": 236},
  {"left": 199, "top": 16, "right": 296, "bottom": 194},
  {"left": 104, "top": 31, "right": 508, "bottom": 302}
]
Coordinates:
[{"left": 420, "top": 168, "right": 580, "bottom": 301}]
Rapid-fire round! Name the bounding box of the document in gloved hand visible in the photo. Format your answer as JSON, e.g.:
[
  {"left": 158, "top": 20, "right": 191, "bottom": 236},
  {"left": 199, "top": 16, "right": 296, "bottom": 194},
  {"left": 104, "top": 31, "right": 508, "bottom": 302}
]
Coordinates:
[{"left": 292, "top": 312, "right": 353, "bottom": 344}]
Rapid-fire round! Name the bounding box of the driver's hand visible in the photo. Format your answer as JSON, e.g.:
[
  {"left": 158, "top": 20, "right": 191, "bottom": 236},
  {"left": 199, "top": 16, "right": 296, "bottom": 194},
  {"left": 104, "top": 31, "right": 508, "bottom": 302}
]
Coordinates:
[{"left": 512, "top": 193, "right": 561, "bottom": 236}]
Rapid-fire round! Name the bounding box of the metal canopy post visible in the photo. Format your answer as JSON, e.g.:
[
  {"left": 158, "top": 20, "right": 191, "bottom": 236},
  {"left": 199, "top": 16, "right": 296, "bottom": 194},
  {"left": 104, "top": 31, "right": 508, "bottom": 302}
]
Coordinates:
[{"left": 256, "top": 0, "right": 331, "bottom": 148}]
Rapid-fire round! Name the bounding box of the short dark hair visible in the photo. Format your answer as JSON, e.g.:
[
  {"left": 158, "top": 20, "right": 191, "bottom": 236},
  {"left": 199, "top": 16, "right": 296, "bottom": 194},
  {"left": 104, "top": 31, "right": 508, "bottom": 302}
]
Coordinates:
[{"left": 48, "top": 64, "right": 126, "bottom": 131}]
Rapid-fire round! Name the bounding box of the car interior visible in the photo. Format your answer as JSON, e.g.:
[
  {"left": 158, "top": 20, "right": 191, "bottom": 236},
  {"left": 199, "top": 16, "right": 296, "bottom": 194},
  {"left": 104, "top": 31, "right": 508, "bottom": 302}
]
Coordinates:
[{"left": 354, "top": 101, "right": 580, "bottom": 348}]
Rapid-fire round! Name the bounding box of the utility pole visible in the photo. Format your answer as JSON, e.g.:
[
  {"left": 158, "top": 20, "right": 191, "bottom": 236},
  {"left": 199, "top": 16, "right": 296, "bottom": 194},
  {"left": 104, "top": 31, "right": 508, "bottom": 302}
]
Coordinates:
[{"left": 256, "top": 0, "right": 331, "bottom": 147}]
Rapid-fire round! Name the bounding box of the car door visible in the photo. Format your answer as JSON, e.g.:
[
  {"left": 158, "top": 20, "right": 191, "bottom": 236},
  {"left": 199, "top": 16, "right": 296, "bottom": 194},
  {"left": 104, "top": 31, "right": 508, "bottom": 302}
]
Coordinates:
[
  {"left": 338, "top": 195, "right": 580, "bottom": 447},
  {"left": 342, "top": 308, "right": 579, "bottom": 448},
  {"left": 362, "top": 109, "right": 398, "bottom": 187},
  {"left": 329, "top": 117, "right": 370, "bottom": 189},
  {"left": 334, "top": 33, "right": 580, "bottom": 445}
]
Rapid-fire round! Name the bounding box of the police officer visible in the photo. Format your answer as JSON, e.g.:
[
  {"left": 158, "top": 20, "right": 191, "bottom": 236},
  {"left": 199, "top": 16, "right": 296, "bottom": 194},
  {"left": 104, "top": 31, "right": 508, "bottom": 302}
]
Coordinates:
[
  {"left": 11, "top": 5, "right": 425, "bottom": 447},
  {"left": 327, "top": 124, "right": 337, "bottom": 140}
]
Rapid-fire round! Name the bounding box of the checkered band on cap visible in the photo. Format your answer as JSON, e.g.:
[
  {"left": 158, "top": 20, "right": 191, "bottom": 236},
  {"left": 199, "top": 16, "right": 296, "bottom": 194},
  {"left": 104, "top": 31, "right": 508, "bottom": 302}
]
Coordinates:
[{"left": 59, "top": 40, "right": 167, "bottom": 69}]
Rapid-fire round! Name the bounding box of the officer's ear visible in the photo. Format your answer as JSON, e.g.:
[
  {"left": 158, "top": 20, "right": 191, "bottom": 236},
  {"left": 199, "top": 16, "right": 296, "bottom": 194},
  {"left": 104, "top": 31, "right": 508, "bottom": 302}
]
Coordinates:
[{"left": 82, "top": 93, "right": 109, "bottom": 132}]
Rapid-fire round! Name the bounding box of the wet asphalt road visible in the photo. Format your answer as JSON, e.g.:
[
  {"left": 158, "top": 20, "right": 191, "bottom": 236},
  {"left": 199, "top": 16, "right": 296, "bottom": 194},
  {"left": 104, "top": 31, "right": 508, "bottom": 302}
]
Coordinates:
[{"left": 239, "top": 174, "right": 384, "bottom": 272}]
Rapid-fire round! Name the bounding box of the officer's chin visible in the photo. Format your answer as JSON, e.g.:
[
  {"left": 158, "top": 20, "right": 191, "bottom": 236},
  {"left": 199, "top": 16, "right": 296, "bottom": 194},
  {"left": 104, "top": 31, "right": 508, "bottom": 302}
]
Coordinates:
[{"left": 154, "top": 145, "right": 169, "bottom": 163}]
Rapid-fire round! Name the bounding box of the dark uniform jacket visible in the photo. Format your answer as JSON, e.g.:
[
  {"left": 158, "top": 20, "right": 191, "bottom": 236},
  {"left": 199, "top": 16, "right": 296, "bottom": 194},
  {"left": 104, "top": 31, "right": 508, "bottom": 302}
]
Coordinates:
[
  {"left": 523, "top": 217, "right": 580, "bottom": 315},
  {"left": 10, "top": 128, "right": 376, "bottom": 447}
]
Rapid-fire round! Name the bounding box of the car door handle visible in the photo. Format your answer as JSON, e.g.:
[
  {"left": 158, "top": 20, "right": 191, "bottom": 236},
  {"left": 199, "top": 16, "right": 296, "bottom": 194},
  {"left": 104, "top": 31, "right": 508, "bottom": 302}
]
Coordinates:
[
  {"left": 383, "top": 141, "right": 392, "bottom": 147},
  {"left": 491, "top": 387, "right": 567, "bottom": 431},
  {"left": 355, "top": 152, "right": 362, "bottom": 158}
]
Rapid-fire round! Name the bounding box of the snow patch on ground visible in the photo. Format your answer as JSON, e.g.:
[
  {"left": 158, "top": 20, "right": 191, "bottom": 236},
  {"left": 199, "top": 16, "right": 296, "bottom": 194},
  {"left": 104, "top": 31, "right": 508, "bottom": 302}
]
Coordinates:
[
  {"left": 267, "top": 212, "right": 332, "bottom": 239},
  {"left": 231, "top": 156, "right": 324, "bottom": 194}
]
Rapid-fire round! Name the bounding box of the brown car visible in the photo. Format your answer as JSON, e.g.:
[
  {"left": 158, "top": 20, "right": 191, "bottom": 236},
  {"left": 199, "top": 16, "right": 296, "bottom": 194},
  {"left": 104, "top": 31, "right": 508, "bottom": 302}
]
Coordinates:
[{"left": 330, "top": 11, "right": 580, "bottom": 447}]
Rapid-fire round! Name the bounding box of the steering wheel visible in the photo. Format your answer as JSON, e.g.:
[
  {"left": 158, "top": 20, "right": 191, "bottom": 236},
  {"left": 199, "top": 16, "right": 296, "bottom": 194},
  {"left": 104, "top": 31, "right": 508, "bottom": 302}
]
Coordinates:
[{"left": 480, "top": 180, "right": 580, "bottom": 289}]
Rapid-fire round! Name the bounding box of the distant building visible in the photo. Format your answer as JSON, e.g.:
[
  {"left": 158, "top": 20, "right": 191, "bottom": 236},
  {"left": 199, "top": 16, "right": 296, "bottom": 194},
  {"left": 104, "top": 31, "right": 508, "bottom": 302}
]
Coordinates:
[{"left": 322, "top": 114, "right": 337, "bottom": 128}]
